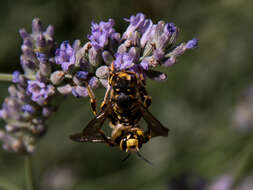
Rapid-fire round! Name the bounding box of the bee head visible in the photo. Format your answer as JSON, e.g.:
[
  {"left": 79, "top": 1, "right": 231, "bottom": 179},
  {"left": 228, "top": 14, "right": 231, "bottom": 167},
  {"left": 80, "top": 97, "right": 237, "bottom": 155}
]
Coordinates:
[
  {"left": 119, "top": 129, "right": 144, "bottom": 152},
  {"left": 109, "top": 72, "right": 137, "bottom": 89}
]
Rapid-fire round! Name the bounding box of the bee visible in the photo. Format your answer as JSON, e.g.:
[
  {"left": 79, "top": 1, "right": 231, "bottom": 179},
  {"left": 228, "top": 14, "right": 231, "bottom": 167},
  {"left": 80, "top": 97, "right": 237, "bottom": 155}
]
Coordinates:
[{"left": 70, "top": 63, "right": 169, "bottom": 158}]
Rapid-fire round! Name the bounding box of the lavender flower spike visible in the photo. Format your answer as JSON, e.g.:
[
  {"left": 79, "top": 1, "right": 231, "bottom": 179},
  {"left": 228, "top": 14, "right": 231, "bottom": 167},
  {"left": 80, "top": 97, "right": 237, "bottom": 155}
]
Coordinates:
[{"left": 0, "top": 13, "right": 198, "bottom": 154}]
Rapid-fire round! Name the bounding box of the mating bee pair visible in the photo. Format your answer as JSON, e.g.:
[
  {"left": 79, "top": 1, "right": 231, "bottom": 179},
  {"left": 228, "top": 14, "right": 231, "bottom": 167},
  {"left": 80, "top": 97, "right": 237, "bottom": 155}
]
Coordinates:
[{"left": 70, "top": 63, "right": 169, "bottom": 161}]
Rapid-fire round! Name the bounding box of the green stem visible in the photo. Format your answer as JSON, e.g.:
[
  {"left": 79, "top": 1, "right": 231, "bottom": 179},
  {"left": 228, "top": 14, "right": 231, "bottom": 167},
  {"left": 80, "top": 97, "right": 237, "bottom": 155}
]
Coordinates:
[
  {"left": 0, "top": 177, "right": 23, "bottom": 190},
  {"left": 24, "top": 156, "right": 35, "bottom": 190},
  {"left": 0, "top": 73, "right": 13, "bottom": 82},
  {"left": 0, "top": 73, "right": 36, "bottom": 82}
]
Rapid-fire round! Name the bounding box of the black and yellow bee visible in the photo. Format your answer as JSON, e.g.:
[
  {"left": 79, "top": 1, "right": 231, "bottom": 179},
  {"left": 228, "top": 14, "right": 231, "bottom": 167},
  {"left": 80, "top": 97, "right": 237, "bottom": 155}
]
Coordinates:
[{"left": 70, "top": 63, "right": 169, "bottom": 157}]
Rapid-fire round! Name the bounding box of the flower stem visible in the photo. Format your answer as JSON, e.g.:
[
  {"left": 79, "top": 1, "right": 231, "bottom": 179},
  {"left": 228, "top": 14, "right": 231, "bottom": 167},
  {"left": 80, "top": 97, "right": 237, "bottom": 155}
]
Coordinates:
[
  {"left": 0, "top": 73, "right": 13, "bottom": 82},
  {"left": 0, "top": 73, "right": 36, "bottom": 82},
  {"left": 24, "top": 156, "right": 35, "bottom": 190}
]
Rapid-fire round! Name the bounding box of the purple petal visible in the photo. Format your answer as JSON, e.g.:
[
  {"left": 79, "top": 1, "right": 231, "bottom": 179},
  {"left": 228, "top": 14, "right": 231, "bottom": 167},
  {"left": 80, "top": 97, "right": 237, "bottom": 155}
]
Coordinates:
[{"left": 185, "top": 38, "right": 198, "bottom": 49}]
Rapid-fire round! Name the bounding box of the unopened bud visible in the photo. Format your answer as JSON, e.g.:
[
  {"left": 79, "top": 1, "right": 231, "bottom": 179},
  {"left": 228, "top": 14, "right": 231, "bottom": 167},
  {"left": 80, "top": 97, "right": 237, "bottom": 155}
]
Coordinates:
[
  {"left": 57, "top": 84, "right": 72, "bottom": 95},
  {"left": 50, "top": 71, "right": 65, "bottom": 85},
  {"left": 96, "top": 66, "right": 109, "bottom": 79}
]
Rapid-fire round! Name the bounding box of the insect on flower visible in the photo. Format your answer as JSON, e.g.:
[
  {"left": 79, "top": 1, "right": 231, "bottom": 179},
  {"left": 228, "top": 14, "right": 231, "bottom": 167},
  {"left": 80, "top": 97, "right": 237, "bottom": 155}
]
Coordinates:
[{"left": 70, "top": 63, "right": 169, "bottom": 162}]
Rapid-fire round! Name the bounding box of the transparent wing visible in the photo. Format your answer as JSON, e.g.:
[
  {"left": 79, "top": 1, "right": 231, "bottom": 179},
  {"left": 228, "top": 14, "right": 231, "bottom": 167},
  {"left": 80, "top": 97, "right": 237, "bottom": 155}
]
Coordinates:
[
  {"left": 138, "top": 101, "right": 169, "bottom": 137},
  {"left": 70, "top": 103, "right": 111, "bottom": 143}
]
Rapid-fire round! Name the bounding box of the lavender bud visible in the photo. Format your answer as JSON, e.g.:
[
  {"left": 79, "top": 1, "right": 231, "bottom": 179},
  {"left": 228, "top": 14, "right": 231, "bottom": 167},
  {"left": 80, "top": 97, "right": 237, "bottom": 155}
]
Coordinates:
[
  {"left": 123, "top": 13, "right": 145, "bottom": 39},
  {"left": 89, "top": 76, "right": 99, "bottom": 88},
  {"left": 20, "top": 55, "right": 37, "bottom": 75},
  {"left": 32, "top": 18, "right": 43, "bottom": 34},
  {"left": 117, "top": 43, "right": 128, "bottom": 54},
  {"left": 165, "top": 43, "right": 185, "bottom": 58},
  {"left": 21, "top": 45, "right": 36, "bottom": 60},
  {"left": 71, "top": 88, "right": 80, "bottom": 98},
  {"left": 99, "top": 79, "right": 108, "bottom": 88},
  {"left": 36, "top": 34, "right": 46, "bottom": 49},
  {"left": 23, "top": 38, "right": 33, "bottom": 48},
  {"left": 42, "top": 107, "right": 52, "bottom": 117},
  {"left": 12, "top": 71, "right": 21, "bottom": 83},
  {"left": 72, "top": 39, "right": 81, "bottom": 51},
  {"left": 163, "top": 56, "right": 176, "bottom": 67},
  {"left": 154, "top": 21, "right": 165, "bottom": 44},
  {"left": 102, "top": 51, "right": 114, "bottom": 65},
  {"left": 21, "top": 104, "right": 35, "bottom": 114},
  {"left": 129, "top": 47, "right": 141, "bottom": 63},
  {"left": 168, "top": 27, "right": 178, "bottom": 45},
  {"left": 88, "top": 47, "right": 101, "bottom": 67},
  {"left": 73, "top": 76, "right": 82, "bottom": 86},
  {"left": 145, "top": 70, "right": 167, "bottom": 81},
  {"left": 75, "top": 47, "right": 87, "bottom": 67},
  {"left": 36, "top": 71, "right": 48, "bottom": 83},
  {"left": 79, "top": 58, "right": 90, "bottom": 71},
  {"left": 127, "top": 31, "right": 140, "bottom": 46},
  {"left": 35, "top": 52, "right": 48, "bottom": 64},
  {"left": 185, "top": 38, "right": 198, "bottom": 49},
  {"left": 141, "top": 56, "right": 158, "bottom": 68},
  {"left": 50, "top": 71, "right": 65, "bottom": 85},
  {"left": 73, "top": 71, "right": 88, "bottom": 86},
  {"left": 74, "top": 86, "right": 88, "bottom": 97},
  {"left": 44, "top": 25, "right": 54, "bottom": 38},
  {"left": 95, "top": 66, "right": 109, "bottom": 79},
  {"left": 57, "top": 84, "right": 72, "bottom": 95},
  {"left": 140, "top": 19, "right": 154, "bottom": 48},
  {"left": 76, "top": 71, "right": 88, "bottom": 80},
  {"left": 19, "top": 28, "right": 29, "bottom": 39},
  {"left": 39, "top": 62, "right": 52, "bottom": 77},
  {"left": 140, "top": 59, "right": 149, "bottom": 70},
  {"left": 0, "top": 109, "right": 7, "bottom": 120}
]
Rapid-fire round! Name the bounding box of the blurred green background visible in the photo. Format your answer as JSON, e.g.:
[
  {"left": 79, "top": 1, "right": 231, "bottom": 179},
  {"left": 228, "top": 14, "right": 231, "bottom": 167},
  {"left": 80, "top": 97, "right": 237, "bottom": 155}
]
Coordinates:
[{"left": 0, "top": 0, "right": 253, "bottom": 189}]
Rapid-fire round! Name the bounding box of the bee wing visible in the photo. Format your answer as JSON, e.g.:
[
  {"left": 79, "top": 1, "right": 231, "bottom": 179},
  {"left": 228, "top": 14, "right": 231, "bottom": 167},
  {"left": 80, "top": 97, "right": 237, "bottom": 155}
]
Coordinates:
[
  {"left": 70, "top": 103, "right": 111, "bottom": 143},
  {"left": 138, "top": 101, "right": 169, "bottom": 137}
]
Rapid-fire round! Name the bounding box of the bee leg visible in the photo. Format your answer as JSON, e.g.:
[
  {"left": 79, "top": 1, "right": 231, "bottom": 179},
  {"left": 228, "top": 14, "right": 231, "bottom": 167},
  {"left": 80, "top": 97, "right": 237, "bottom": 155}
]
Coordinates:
[
  {"left": 86, "top": 83, "right": 97, "bottom": 116},
  {"left": 138, "top": 73, "right": 152, "bottom": 108},
  {"left": 139, "top": 86, "right": 152, "bottom": 108},
  {"left": 100, "top": 84, "right": 111, "bottom": 110},
  {"left": 144, "top": 127, "right": 152, "bottom": 143},
  {"left": 98, "top": 129, "right": 115, "bottom": 146},
  {"left": 143, "top": 95, "right": 152, "bottom": 108}
]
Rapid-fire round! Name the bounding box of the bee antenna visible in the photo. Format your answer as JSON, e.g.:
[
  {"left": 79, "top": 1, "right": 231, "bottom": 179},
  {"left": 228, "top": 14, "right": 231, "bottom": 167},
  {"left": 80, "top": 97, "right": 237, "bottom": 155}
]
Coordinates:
[
  {"left": 136, "top": 151, "right": 153, "bottom": 166},
  {"left": 122, "top": 153, "right": 131, "bottom": 162}
]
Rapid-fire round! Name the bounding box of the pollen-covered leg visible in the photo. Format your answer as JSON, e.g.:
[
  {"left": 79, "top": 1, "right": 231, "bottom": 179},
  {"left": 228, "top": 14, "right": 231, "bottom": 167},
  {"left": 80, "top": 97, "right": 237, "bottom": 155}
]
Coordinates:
[
  {"left": 86, "top": 83, "right": 97, "bottom": 115},
  {"left": 100, "top": 84, "right": 111, "bottom": 110}
]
